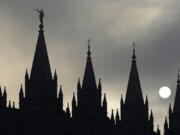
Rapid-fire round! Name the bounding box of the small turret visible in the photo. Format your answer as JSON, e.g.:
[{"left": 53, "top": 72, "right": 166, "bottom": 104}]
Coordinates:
[
  {"left": 77, "top": 78, "right": 81, "bottom": 90},
  {"left": 98, "top": 78, "right": 102, "bottom": 90},
  {"left": 103, "top": 93, "right": 107, "bottom": 117},
  {"left": 72, "top": 92, "right": 76, "bottom": 117},
  {"left": 116, "top": 109, "right": 120, "bottom": 125},
  {"left": 3, "top": 87, "right": 7, "bottom": 108},
  {"left": 8, "top": 100, "right": 11, "bottom": 109},
  {"left": 25, "top": 68, "right": 29, "bottom": 81},
  {"left": 111, "top": 109, "right": 115, "bottom": 125},
  {"left": 19, "top": 84, "right": 24, "bottom": 109},
  {"left": 66, "top": 103, "right": 70, "bottom": 118},
  {"left": 58, "top": 85, "right": 63, "bottom": 111},
  {"left": 54, "top": 69, "right": 57, "bottom": 81},
  {"left": 150, "top": 109, "right": 154, "bottom": 122}
]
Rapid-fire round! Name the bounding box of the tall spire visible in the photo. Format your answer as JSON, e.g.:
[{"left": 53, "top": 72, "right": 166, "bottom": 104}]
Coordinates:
[
  {"left": 125, "top": 42, "right": 144, "bottom": 105},
  {"left": 82, "top": 39, "right": 97, "bottom": 90},
  {"left": 30, "top": 14, "right": 52, "bottom": 80},
  {"left": 173, "top": 69, "right": 180, "bottom": 113}
]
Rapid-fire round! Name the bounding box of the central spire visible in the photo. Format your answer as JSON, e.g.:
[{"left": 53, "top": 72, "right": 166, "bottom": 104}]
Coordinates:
[
  {"left": 82, "top": 39, "right": 97, "bottom": 90},
  {"left": 30, "top": 13, "right": 52, "bottom": 80},
  {"left": 125, "top": 42, "right": 144, "bottom": 105}
]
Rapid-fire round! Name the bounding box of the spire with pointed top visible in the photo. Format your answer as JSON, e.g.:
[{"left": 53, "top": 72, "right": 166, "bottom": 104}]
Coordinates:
[
  {"left": 66, "top": 103, "right": 70, "bottom": 117},
  {"left": 54, "top": 69, "right": 57, "bottom": 80},
  {"left": 173, "top": 69, "right": 180, "bottom": 113},
  {"left": 82, "top": 39, "right": 97, "bottom": 90},
  {"left": 30, "top": 20, "right": 52, "bottom": 80},
  {"left": 8, "top": 100, "right": 11, "bottom": 108},
  {"left": 25, "top": 68, "right": 29, "bottom": 80},
  {"left": 150, "top": 109, "right": 154, "bottom": 121},
  {"left": 19, "top": 84, "right": 24, "bottom": 95},
  {"left": 98, "top": 78, "right": 102, "bottom": 90},
  {"left": 19, "top": 84, "right": 24, "bottom": 109},
  {"left": 103, "top": 93, "right": 107, "bottom": 117},
  {"left": 111, "top": 109, "right": 115, "bottom": 125},
  {"left": 58, "top": 85, "right": 63, "bottom": 111},
  {"left": 120, "top": 94, "right": 124, "bottom": 105},
  {"left": 72, "top": 92, "right": 77, "bottom": 117},
  {"left": 77, "top": 78, "right": 81, "bottom": 90},
  {"left": 87, "top": 39, "right": 91, "bottom": 57},
  {"left": 116, "top": 109, "right": 120, "bottom": 125},
  {"left": 125, "top": 43, "right": 144, "bottom": 105},
  {"left": 132, "top": 42, "right": 136, "bottom": 60}
]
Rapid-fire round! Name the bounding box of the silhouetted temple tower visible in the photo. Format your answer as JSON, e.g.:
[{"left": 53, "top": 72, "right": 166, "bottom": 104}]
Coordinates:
[
  {"left": 120, "top": 43, "right": 156, "bottom": 135},
  {"left": 164, "top": 70, "right": 180, "bottom": 135},
  {"left": 73, "top": 39, "right": 106, "bottom": 120},
  {"left": 19, "top": 20, "right": 62, "bottom": 112}
]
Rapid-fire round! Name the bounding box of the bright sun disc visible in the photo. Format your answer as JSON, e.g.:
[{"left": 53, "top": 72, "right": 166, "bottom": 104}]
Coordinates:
[{"left": 159, "top": 86, "right": 171, "bottom": 99}]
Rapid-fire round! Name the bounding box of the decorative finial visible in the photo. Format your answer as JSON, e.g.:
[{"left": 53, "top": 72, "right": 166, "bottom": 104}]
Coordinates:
[
  {"left": 132, "top": 42, "right": 136, "bottom": 60},
  {"left": 87, "top": 39, "right": 91, "bottom": 57},
  {"left": 34, "top": 9, "right": 45, "bottom": 30}
]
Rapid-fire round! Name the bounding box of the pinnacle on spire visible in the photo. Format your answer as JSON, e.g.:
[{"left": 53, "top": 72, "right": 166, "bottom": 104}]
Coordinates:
[
  {"left": 77, "top": 78, "right": 81, "bottom": 90},
  {"left": 30, "top": 19, "right": 52, "bottom": 80},
  {"left": 98, "top": 78, "right": 102, "bottom": 90},
  {"left": 19, "top": 84, "right": 24, "bottom": 96},
  {"left": 8, "top": 100, "right": 11, "bottom": 108},
  {"left": 72, "top": 92, "right": 76, "bottom": 102},
  {"left": 87, "top": 39, "right": 91, "bottom": 57},
  {"left": 59, "top": 85, "right": 63, "bottom": 96},
  {"left": 150, "top": 109, "right": 154, "bottom": 121},
  {"left": 125, "top": 44, "right": 144, "bottom": 105},
  {"left": 66, "top": 103, "right": 70, "bottom": 117},
  {"left": 111, "top": 109, "right": 115, "bottom": 125},
  {"left": 132, "top": 42, "right": 136, "bottom": 60},
  {"left": 103, "top": 93, "right": 107, "bottom": 104},
  {"left": 116, "top": 109, "right": 120, "bottom": 124},
  {"left": 54, "top": 69, "right": 57, "bottom": 80},
  {"left": 82, "top": 40, "right": 97, "bottom": 90},
  {"left": 25, "top": 68, "right": 29, "bottom": 80}
]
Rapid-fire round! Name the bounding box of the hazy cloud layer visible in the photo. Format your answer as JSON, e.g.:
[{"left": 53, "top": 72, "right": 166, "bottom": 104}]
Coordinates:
[{"left": 0, "top": 0, "right": 180, "bottom": 131}]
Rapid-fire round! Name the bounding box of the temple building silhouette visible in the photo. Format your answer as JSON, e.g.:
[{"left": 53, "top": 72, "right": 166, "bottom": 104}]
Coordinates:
[
  {"left": 0, "top": 15, "right": 164, "bottom": 135},
  {"left": 164, "top": 71, "right": 180, "bottom": 135}
]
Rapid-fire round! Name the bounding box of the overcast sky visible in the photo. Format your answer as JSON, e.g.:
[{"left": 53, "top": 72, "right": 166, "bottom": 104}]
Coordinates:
[{"left": 0, "top": 0, "right": 180, "bottom": 132}]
